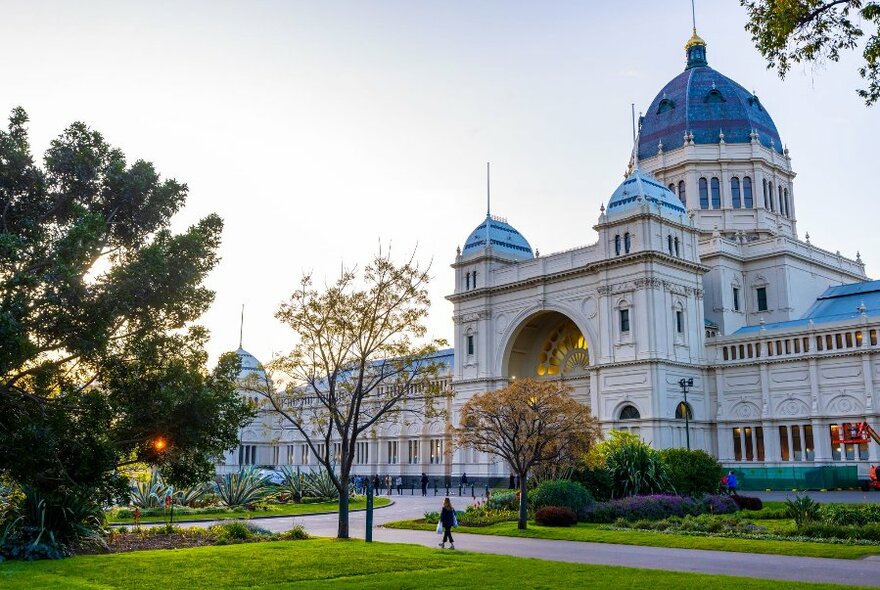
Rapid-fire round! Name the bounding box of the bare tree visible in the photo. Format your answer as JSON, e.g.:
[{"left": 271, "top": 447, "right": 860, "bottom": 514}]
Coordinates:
[
  {"left": 456, "top": 379, "right": 600, "bottom": 530},
  {"left": 244, "top": 249, "right": 447, "bottom": 538}
]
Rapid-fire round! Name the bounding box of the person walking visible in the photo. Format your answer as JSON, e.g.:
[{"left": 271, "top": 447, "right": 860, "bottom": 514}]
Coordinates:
[
  {"left": 726, "top": 470, "right": 738, "bottom": 495},
  {"left": 385, "top": 474, "right": 392, "bottom": 496},
  {"left": 438, "top": 497, "right": 457, "bottom": 550},
  {"left": 421, "top": 472, "right": 429, "bottom": 496},
  {"left": 395, "top": 475, "right": 403, "bottom": 495}
]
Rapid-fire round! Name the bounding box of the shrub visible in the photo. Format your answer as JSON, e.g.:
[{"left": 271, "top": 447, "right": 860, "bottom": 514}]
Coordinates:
[
  {"left": 535, "top": 506, "right": 577, "bottom": 527},
  {"left": 785, "top": 494, "right": 820, "bottom": 528},
  {"left": 212, "top": 468, "right": 272, "bottom": 507},
  {"left": 0, "top": 485, "right": 106, "bottom": 561},
  {"left": 130, "top": 473, "right": 167, "bottom": 508},
  {"left": 174, "top": 483, "right": 212, "bottom": 508},
  {"left": 780, "top": 522, "right": 880, "bottom": 542},
  {"left": 731, "top": 495, "right": 763, "bottom": 511},
  {"left": 528, "top": 480, "right": 594, "bottom": 520},
  {"left": 572, "top": 466, "right": 613, "bottom": 502},
  {"left": 659, "top": 448, "right": 723, "bottom": 496},
  {"left": 702, "top": 494, "right": 739, "bottom": 515},
  {"left": 279, "top": 467, "right": 304, "bottom": 503},
  {"left": 588, "top": 431, "right": 672, "bottom": 498},
  {"left": 820, "top": 503, "right": 880, "bottom": 527},
  {"left": 456, "top": 503, "right": 518, "bottom": 527},
  {"left": 281, "top": 524, "right": 309, "bottom": 540},
  {"left": 423, "top": 511, "right": 439, "bottom": 523},
  {"left": 487, "top": 490, "right": 518, "bottom": 511}
]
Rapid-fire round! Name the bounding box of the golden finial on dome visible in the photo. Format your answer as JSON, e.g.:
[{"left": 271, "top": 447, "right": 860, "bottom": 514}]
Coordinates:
[{"left": 685, "top": 27, "right": 706, "bottom": 51}]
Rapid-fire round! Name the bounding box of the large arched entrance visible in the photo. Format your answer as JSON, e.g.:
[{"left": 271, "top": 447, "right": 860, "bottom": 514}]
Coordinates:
[{"left": 504, "top": 311, "right": 591, "bottom": 379}]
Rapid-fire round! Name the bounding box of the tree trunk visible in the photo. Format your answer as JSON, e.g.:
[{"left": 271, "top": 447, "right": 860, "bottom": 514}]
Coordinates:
[
  {"left": 518, "top": 473, "right": 528, "bottom": 530},
  {"left": 337, "top": 476, "right": 350, "bottom": 538}
]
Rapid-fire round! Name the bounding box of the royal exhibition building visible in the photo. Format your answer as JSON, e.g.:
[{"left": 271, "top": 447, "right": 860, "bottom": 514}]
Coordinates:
[{"left": 221, "top": 30, "right": 880, "bottom": 491}]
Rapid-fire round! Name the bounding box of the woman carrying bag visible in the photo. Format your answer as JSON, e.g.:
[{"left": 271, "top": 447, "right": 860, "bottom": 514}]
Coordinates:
[{"left": 437, "top": 497, "right": 457, "bottom": 550}]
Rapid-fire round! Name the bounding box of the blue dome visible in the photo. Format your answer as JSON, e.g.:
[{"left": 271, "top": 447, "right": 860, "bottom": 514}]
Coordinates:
[
  {"left": 607, "top": 169, "right": 687, "bottom": 219},
  {"left": 637, "top": 34, "right": 783, "bottom": 161},
  {"left": 235, "top": 347, "right": 267, "bottom": 382},
  {"left": 462, "top": 215, "right": 534, "bottom": 260}
]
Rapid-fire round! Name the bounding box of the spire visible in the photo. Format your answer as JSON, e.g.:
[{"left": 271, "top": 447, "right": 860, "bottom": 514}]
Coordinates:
[
  {"left": 486, "top": 161, "right": 491, "bottom": 217},
  {"left": 684, "top": 3, "right": 707, "bottom": 69},
  {"left": 239, "top": 304, "right": 244, "bottom": 349}
]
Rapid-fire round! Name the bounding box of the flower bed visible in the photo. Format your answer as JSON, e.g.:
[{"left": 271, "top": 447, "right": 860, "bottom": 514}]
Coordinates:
[{"left": 584, "top": 494, "right": 738, "bottom": 523}]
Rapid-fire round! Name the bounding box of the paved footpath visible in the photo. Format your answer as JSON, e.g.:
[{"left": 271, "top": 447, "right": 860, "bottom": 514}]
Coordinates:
[{"left": 169, "top": 491, "right": 880, "bottom": 587}]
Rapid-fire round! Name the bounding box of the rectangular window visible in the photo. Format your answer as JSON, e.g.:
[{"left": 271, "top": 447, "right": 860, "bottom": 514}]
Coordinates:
[
  {"left": 467, "top": 335, "right": 474, "bottom": 356},
  {"left": 272, "top": 445, "right": 280, "bottom": 466},
  {"left": 620, "top": 309, "right": 630, "bottom": 333},
  {"left": 835, "top": 333, "right": 843, "bottom": 349},
  {"left": 816, "top": 336, "right": 824, "bottom": 351},
  {"left": 792, "top": 425, "right": 803, "bottom": 461},
  {"left": 779, "top": 426, "right": 790, "bottom": 461},
  {"left": 846, "top": 332, "right": 854, "bottom": 348},
  {"left": 755, "top": 427, "right": 765, "bottom": 461},
  {"left": 287, "top": 445, "right": 296, "bottom": 465},
  {"left": 333, "top": 442, "right": 342, "bottom": 464},
  {"left": 675, "top": 310, "right": 684, "bottom": 334},
  {"left": 733, "top": 287, "right": 740, "bottom": 311},
  {"left": 710, "top": 177, "right": 721, "bottom": 209},
  {"left": 830, "top": 425, "right": 842, "bottom": 460},
  {"left": 408, "top": 440, "right": 420, "bottom": 464},
  {"left": 756, "top": 287, "right": 768, "bottom": 312},
  {"left": 733, "top": 427, "right": 743, "bottom": 461},
  {"left": 387, "top": 441, "right": 398, "bottom": 464},
  {"left": 804, "top": 425, "right": 815, "bottom": 461},
  {"left": 301, "top": 444, "right": 310, "bottom": 465},
  {"left": 744, "top": 427, "right": 754, "bottom": 461},
  {"left": 872, "top": 329, "right": 878, "bottom": 346}
]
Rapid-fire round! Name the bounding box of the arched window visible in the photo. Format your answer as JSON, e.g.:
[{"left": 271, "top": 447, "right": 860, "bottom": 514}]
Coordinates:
[
  {"left": 624, "top": 232, "right": 631, "bottom": 253},
  {"left": 783, "top": 188, "right": 790, "bottom": 217},
  {"left": 667, "top": 235, "right": 673, "bottom": 255},
  {"left": 778, "top": 185, "right": 784, "bottom": 215},
  {"left": 762, "top": 179, "right": 769, "bottom": 209},
  {"left": 731, "top": 177, "right": 741, "bottom": 208},
  {"left": 743, "top": 176, "right": 753, "bottom": 208},
  {"left": 675, "top": 401, "right": 693, "bottom": 420},
  {"left": 710, "top": 177, "right": 721, "bottom": 209},
  {"left": 668, "top": 183, "right": 675, "bottom": 193},
  {"left": 678, "top": 180, "right": 686, "bottom": 206},
  {"left": 619, "top": 405, "right": 641, "bottom": 420},
  {"left": 614, "top": 234, "right": 621, "bottom": 256},
  {"left": 699, "top": 177, "right": 709, "bottom": 209},
  {"left": 768, "top": 183, "right": 775, "bottom": 211},
  {"left": 674, "top": 237, "right": 680, "bottom": 257}
]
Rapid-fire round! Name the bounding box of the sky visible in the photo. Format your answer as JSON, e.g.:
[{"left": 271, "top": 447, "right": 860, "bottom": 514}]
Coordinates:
[{"left": 1, "top": 1, "right": 876, "bottom": 366}]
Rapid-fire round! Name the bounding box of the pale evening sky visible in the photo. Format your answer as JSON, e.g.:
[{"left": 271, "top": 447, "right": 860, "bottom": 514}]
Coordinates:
[{"left": 1, "top": 1, "right": 875, "bottom": 365}]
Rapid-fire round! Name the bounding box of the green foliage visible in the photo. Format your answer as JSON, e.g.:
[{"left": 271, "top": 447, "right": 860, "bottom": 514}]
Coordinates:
[
  {"left": 279, "top": 467, "right": 304, "bottom": 502},
  {"left": 0, "top": 108, "right": 254, "bottom": 551},
  {"left": 528, "top": 480, "right": 594, "bottom": 520},
  {"left": 572, "top": 466, "right": 614, "bottom": 502},
  {"left": 455, "top": 503, "right": 519, "bottom": 527},
  {"left": 1, "top": 485, "right": 106, "bottom": 560},
  {"left": 300, "top": 469, "right": 340, "bottom": 501},
  {"left": 487, "top": 490, "right": 519, "bottom": 511},
  {"left": 785, "top": 494, "right": 821, "bottom": 528},
  {"left": 280, "top": 524, "right": 309, "bottom": 540},
  {"left": 212, "top": 468, "right": 273, "bottom": 507},
  {"left": 588, "top": 431, "right": 672, "bottom": 498},
  {"left": 534, "top": 506, "right": 578, "bottom": 527},
  {"left": 423, "top": 511, "right": 440, "bottom": 523},
  {"left": 659, "top": 448, "right": 723, "bottom": 497},
  {"left": 130, "top": 473, "right": 167, "bottom": 508},
  {"left": 742, "top": 0, "right": 880, "bottom": 106},
  {"left": 819, "top": 503, "right": 880, "bottom": 526}
]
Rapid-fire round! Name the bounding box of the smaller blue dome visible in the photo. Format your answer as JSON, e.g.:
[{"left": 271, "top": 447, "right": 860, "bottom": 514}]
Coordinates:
[
  {"left": 235, "top": 347, "right": 267, "bottom": 382},
  {"left": 607, "top": 169, "right": 687, "bottom": 219},
  {"left": 462, "top": 215, "right": 534, "bottom": 261}
]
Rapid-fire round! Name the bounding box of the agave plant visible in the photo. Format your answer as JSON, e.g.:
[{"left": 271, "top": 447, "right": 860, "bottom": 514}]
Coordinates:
[
  {"left": 174, "top": 482, "right": 211, "bottom": 507},
  {"left": 279, "top": 466, "right": 304, "bottom": 502},
  {"left": 301, "top": 468, "right": 340, "bottom": 501},
  {"left": 129, "top": 473, "right": 167, "bottom": 508},
  {"left": 212, "top": 468, "right": 273, "bottom": 507}
]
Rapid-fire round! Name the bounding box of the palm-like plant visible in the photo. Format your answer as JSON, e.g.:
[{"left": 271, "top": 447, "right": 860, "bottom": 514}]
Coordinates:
[
  {"left": 589, "top": 431, "right": 672, "bottom": 498},
  {"left": 213, "top": 468, "right": 273, "bottom": 507},
  {"left": 129, "top": 473, "right": 167, "bottom": 508},
  {"left": 174, "top": 482, "right": 211, "bottom": 507},
  {"left": 301, "top": 468, "right": 340, "bottom": 500},
  {"left": 279, "top": 467, "right": 304, "bottom": 502}
]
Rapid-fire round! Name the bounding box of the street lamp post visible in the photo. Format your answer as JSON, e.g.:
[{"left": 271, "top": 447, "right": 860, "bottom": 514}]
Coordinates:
[{"left": 678, "top": 378, "right": 694, "bottom": 450}]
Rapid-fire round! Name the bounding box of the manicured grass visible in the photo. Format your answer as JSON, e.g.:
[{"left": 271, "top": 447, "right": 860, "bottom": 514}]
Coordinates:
[
  {"left": 382, "top": 519, "right": 880, "bottom": 559},
  {"left": 108, "top": 497, "right": 391, "bottom": 524},
  {"left": 0, "top": 538, "right": 860, "bottom": 589}
]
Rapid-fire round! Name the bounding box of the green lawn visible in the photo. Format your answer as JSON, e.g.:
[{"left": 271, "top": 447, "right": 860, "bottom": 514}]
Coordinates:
[
  {"left": 108, "top": 497, "right": 391, "bottom": 524},
  {"left": 382, "top": 519, "right": 880, "bottom": 559},
  {"left": 0, "top": 538, "right": 861, "bottom": 589}
]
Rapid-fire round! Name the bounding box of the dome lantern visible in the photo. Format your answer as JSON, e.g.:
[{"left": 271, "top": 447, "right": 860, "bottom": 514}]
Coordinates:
[{"left": 685, "top": 28, "right": 708, "bottom": 69}]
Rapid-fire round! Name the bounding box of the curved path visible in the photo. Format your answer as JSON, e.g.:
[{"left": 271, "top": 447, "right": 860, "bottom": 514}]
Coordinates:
[{"left": 174, "top": 491, "right": 880, "bottom": 587}]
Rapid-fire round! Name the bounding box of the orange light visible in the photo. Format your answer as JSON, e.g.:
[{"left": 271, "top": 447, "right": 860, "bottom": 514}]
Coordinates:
[{"left": 153, "top": 437, "right": 167, "bottom": 452}]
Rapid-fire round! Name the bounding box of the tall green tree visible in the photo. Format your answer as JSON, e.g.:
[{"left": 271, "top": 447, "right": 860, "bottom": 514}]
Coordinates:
[
  {"left": 0, "top": 108, "right": 253, "bottom": 543},
  {"left": 742, "top": 0, "right": 880, "bottom": 105}
]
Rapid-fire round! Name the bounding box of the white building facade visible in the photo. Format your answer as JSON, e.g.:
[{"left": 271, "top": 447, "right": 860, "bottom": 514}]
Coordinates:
[{"left": 222, "top": 31, "right": 880, "bottom": 490}]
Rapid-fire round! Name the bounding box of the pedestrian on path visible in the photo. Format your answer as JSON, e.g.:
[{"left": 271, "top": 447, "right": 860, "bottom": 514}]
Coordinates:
[
  {"left": 385, "top": 474, "right": 393, "bottom": 496},
  {"left": 438, "top": 497, "right": 457, "bottom": 550},
  {"left": 421, "top": 472, "right": 429, "bottom": 496},
  {"left": 727, "top": 471, "right": 738, "bottom": 495},
  {"left": 395, "top": 475, "right": 403, "bottom": 495}
]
